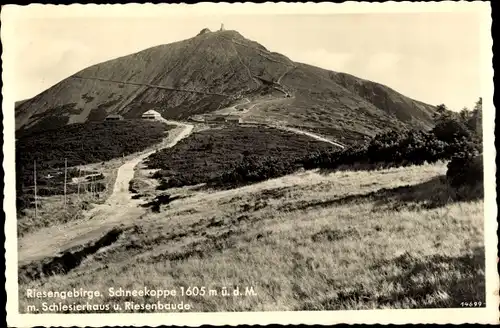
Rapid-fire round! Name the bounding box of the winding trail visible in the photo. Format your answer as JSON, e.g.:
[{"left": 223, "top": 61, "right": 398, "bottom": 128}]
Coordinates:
[
  {"left": 18, "top": 120, "right": 193, "bottom": 265},
  {"left": 101, "top": 119, "right": 193, "bottom": 208},
  {"left": 71, "top": 76, "right": 229, "bottom": 97},
  {"left": 214, "top": 98, "right": 250, "bottom": 114},
  {"left": 273, "top": 125, "right": 346, "bottom": 149}
]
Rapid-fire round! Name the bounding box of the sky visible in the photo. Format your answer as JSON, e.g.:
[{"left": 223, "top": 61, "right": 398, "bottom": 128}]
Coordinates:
[{"left": 6, "top": 4, "right": 486, "bottom": 111}]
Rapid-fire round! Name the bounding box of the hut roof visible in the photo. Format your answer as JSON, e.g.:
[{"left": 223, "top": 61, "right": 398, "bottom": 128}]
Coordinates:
[{"left": 142, "top": 110, "right": 161, "bottom": 116}]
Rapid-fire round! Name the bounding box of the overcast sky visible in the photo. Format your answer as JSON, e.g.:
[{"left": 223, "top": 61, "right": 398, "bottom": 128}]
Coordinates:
[{"left": 7, "top": 4, "right": 486, "bottom": 110}]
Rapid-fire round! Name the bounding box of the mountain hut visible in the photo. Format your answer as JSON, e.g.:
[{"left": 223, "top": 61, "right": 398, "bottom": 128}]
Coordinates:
[
  {"left": 141, "top": 110, "right": 162, "bottom": 120},
  {"left": 105, "top": 114, "right": 124, "bottom": 121}
]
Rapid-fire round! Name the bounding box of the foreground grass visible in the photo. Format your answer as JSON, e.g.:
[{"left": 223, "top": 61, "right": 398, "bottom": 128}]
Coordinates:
[{"left": 18, "top": 162, "right": 484, "bottom": 312}]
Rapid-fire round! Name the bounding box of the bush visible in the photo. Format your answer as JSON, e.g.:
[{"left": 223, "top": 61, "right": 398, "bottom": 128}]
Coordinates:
[
  {"left": 157, "top": 176, "right": 193, "bottom": 190},
  {"left": 446, "top": 153, "right": 483, "bottom": 189},
  {"left": 16, "top": 195, "right": 35, "bottom": 211},
  {"left": 212, "top": 155, "right": 300, "bottom": 187},
  {"left": 432, "top": 116, "right": 472, "bottom": 144},
  {"left": 86, "top": 173, "right": 105, "bottom": 181}
]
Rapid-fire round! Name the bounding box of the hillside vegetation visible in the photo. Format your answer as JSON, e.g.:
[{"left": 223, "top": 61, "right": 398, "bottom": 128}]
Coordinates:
[
  {"left": 16, "top": 29, "right": 435, "bottom": 143},
  {"left": 18, "top": 162, "right": 484, "bottom": 312},
  {"left": 145, "top": 125, "right": 333, "bottom": 189},
  {"left": 16, "top": 120, "right": 172, "bottom": 202},
  {"left": 16, "top": 101, "right": 484, "bottom": 312},
  {"left": 143, "top": 100, "right": 482, "bottom": 193}
]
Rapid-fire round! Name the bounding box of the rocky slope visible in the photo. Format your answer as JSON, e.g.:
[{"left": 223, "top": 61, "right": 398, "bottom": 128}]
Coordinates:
[{"left": 15, "top": 29, "right": 436, "bottom": 142}]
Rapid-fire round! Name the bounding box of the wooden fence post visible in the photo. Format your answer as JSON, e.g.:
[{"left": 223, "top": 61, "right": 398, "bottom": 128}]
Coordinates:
[
  {"left": 34, "top": 160, "right": 38, "bottom": 219},
  {"left": 77, "top": 165, "right": 81, "bottom": 198},
  {"left": 64, "top": 158, "right": 67, "bottom": 209}
]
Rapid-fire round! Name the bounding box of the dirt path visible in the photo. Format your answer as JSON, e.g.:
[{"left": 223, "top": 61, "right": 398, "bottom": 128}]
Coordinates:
[
  {"left": 71, "top": 76, "right": 229, "bottom": 97},
  {"left": 277, "top": 65, "right": 296, "bottom": 84},
  {"left": 273, "top": 125, "right": 345, "bottom": 149},
  {"left": 214, "top": 97, "right": 250, "bottom": 114},
  {"left": 18, "top": 120, "right": 194, "bottom": 265},
  {"left": 212, "top": 92, "right": 344, "bottom": 149},
  {"left": 97, "top": 119, "right": 193, "bottom": 208}
]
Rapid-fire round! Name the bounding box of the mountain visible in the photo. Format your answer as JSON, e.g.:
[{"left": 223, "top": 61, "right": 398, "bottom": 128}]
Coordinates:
[
  {"left": 15, "top": 29, "right": 436, "bottom": 143},
  {"left": 15, "top": 99, "right": 29, "bottom": 107}
]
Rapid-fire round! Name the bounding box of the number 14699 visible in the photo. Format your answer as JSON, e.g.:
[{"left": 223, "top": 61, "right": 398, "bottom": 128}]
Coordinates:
[{"left": 461, "top": 301, "right": 483, "bottom": 307}]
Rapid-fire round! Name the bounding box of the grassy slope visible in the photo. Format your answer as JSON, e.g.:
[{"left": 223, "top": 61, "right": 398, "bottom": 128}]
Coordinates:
[{"left": 19, "top": 162, "right": 484, "bottom": 312}]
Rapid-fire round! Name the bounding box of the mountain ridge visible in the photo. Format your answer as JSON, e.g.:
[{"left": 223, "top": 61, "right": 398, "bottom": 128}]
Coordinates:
[{"left": 15, "top": 29, "right": 436, "bottom": 143}]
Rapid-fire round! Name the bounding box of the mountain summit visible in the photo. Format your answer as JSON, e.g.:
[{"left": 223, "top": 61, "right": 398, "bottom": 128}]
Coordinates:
[{"left": 15, "top": 29, "right": 436, "bottom": 143}]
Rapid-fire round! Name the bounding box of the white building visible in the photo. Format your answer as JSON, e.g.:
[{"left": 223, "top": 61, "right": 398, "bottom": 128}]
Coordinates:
[
  {"left": 225, "top": 116, "right": 242, "bottom": 124},
  {"left": 204, "top": 114, "right": 242, "bottom": 124},
  {"left": 141, "top": 110, "right": 162, "bottom": 120},
  {"left": 105, "top": 114, "right": 124, "bottom": 121}
]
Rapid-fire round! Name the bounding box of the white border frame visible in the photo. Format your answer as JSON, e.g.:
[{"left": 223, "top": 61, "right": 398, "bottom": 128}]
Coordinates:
[{"left": 2, "top": 2, "right": 497, "bottom": 326}]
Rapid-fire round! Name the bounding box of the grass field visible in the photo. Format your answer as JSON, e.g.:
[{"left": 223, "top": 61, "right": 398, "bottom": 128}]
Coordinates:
[{"left": 18, "top": 162, "right": 484, "bottom": 312}]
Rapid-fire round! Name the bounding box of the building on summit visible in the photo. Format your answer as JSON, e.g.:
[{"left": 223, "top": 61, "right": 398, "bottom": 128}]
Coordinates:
[{"left": 198, "top": 28, "right": 211, "bottom": 36}]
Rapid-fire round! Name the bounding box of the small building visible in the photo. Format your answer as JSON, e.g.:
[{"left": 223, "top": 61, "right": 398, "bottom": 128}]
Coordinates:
[
  {"left": 105, "top": 114, "right": 124, "bottom": 121},
  {"left": 142, "top": 110, "right": 162, "bottom": 120},
  {"left": 197, "top": 28, "right": 211, "bottom": 36},
  {"left": 205, "top": 115, "right": 227, "bottom": 123},
  {"left": 225, "top": 116, "right": 242, "bottom": 124},
  {"left": 204, "top": 115, "right": 242, "bottom": 124},
  {"left": 189, "top": 115, "right": 205, "bottom": 123}
]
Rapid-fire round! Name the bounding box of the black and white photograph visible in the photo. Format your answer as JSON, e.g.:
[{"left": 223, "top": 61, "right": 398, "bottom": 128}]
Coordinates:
[{"left": 3, "top": 2, "right": 498, "bottom": 326}]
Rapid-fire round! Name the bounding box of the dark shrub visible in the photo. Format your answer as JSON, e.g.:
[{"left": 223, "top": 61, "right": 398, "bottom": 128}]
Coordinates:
[
  {"left": 38, "top": 187, "right": 56, "bottom": 196},
  {"left": 86, "top": 173, "right": 105, "bottom": 181},
  {"left": 17, "top": 195, "right": 35, "bottom": 211},
  {"left": 129, "top": 180, "right": 138, "bottom": 194},
  {"left": 432, "top": 116, "right": 472, "bottom": 144},
  {"left": 157, "top": 176, "right": 192, "bottom": 190},
  {"left": 446, "top": 153, "right": 483, "bottom": 188},
  {"left": 94, "top": 182, "right": 106, "bottom": 192}
]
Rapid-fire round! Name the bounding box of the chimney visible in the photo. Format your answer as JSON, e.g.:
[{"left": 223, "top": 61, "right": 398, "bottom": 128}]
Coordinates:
[{"left": 220, "top": 23, "right": 225, "bottom": 31}]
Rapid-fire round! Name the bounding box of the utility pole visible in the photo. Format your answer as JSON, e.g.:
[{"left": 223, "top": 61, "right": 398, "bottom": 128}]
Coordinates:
[
  {"left": 77, "top": 165, "right": 81, "bottom": 198},
  {"left": 64, "top": 158, "right": 67, "bottom": 209},
  {"left": 34, "top": 160, "right": 38, "bottom": 219}
]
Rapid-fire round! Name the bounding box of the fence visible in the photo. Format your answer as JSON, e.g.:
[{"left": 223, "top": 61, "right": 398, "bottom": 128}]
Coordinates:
[{"left": 24, "top": 159, "right": 107, "bottom": 218}]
